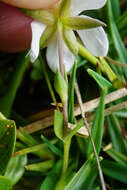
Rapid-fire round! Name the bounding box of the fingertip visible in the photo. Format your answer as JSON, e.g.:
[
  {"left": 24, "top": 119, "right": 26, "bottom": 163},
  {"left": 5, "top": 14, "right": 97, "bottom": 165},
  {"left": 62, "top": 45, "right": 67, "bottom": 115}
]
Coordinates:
[
  {"left": 1, "top": 0, "right": 60, "bottom": 9},
  {"left": 0, "top": 2, "right": 32, "bottom": 52}
]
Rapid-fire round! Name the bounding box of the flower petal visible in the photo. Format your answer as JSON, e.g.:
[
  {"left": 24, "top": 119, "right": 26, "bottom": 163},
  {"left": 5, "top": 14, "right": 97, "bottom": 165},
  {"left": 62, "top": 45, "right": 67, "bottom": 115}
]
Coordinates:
[
  {"left": 77, "top": 27, "right": 109, "bottom": 57},
  {"left": 70, "top": 0, "right": 107, "bottom": 16},
  {"left": 46, "top": 36, "right": 75, "bottom": 73},
  {"left": 30, "top": 20, "right": 46, "bottom": 62}
]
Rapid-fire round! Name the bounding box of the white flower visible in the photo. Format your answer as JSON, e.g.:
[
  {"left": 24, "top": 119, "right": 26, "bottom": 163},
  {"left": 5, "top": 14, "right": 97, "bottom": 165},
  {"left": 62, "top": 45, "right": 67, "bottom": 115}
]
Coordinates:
[{"left": 29, "top": 0, "right": 108, "bottom": 73}]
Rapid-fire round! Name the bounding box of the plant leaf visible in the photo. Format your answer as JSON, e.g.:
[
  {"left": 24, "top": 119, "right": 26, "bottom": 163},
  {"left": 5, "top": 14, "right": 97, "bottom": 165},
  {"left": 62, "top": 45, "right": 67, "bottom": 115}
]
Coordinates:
[
  {"left": 5, "top": 155, "right": 27, "bottom": 185},
  {"left": 106, "top": 114, "right": 127, "bottom": 154},
  {"left": 102, "top": 160, "right": 127, "bottom": 183},
  {"left": 87, "top": 69, "right": 112, "bottom": 90},
  {"left": 107, "top": 0, "right": 127, "bottom": 78},
  {"left": 41, "top": 135, "right": 62, "bottom": 157},
  {"left": 54, "top": 110, "right": 64, "bottom": 141},
  {"left": 0, "top": 119, "right": 16, "bottom": 174},
  {"left": 110, "top": 0, "right": 120, "bottom": 20},
  {"left": 0, "top": 176, "right": 12, "bottom": 190},
  {"left": 105, "top": 148, "right": 127, "bottom": 166},
  {"left": 40, "top": 160, "right": 62, "bottom": 190},
  {"left": 87, "top": 89, "right": 107, "bottom": 158},
  {"left": 65, "top": 157, "right": 99, "bottom": 190}
]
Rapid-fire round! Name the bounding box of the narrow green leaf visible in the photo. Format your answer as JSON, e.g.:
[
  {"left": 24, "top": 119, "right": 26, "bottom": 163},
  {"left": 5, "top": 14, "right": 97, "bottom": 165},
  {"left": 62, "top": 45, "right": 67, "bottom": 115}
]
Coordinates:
[
  {"left": 54, "top": 110, "right": 64, "bottom": 141},
  {"left": 87, "top": 69, "right": 112, "bottom": 90},
  {"left": 87, "top": 89, "right": 107, "bottom": 158},
  {"left": 110, "top": 0, "right": 120, "bottom": 20},
  {"left": 102, "top": 160, "right": 127, "bottom": 183},
  {"left": 107, "top": 0, "right": 127, "bottom": 78},
  {"left": 106, "top": 114, "right": 127, "bottom": 154},
  {"left": 5, "top": 155, "right": 27, "bottom": 185},
  {"left": 18, "top": 127, "right": 38, "bottom": 146},
  {"left": 65, "top": 157, "right": 99, "bottom": 190},
  {"left": 117, "top": 10, "right": 127, "bottom": 31},
  {"left": 114, "top": 109, "right": 127, "bottom": 119},
  {"left": 26, "top": 160, "right": 54, "bottom": 172},
  {"left": 17, "top": 128, "right": 54, "bottom": 159},
  {"left": 0, "top": 176, "right": 12, "bottom": 190},
  {"left": 40, "top": 160, "right": 62, "bottom": 190},
  {"left": 0, "top": 119, "right": 16, "bottom": 174},
  {"left": 105, "top": 148, "right": 127, "bottom": 166},
  {"left": 41, "top": 135, "right": 62, "bottom": 157}
]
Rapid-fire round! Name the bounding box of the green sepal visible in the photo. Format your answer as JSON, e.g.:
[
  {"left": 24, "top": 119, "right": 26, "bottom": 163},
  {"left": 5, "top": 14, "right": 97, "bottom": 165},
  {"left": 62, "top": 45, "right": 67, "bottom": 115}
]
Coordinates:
[
  {"left": 21, "top": 9, "right": 54, "bottom": 25},
  {"left": 62, "top": 16, "right": 106, "bottom": 30},
  {"left": 59, "top": 0, "right": 71, "bottom": 17},
  {"left": 40, "top": 25, "right": 57, "bottom": 48},
  {"left": 63, "top": 27, "right": 78, "bottom": 56}
]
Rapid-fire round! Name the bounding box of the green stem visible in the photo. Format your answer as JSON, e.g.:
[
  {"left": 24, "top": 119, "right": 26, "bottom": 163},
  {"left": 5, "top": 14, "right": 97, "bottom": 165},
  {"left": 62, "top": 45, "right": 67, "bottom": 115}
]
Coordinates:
[
  {"left": 58, "top": 21, "right": 68, "bottom": 128},
  {"left": 57, "top": 139, "right": 71, "bottom": 190},
  {"left": 78, "top": 42, "right": 99, "bottom": 66},
  {"left": 0, "top": 52, "right": 29, "bottom": 117},
  {"left": 39, "top": 54, "right": 56, "bottom": 103}
]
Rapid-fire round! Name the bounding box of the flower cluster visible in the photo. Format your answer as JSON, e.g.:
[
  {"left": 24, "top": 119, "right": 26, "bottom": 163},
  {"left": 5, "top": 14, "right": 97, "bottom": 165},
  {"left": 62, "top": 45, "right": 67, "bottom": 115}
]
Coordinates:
[{"left": 29, "top": 0, "right": 108, "bottom": 72}]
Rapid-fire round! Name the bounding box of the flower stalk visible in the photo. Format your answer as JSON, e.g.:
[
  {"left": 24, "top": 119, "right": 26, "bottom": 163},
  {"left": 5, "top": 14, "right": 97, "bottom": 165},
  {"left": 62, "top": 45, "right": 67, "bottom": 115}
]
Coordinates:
[
  {"left": 56, "top": 139, "right": 71, "bottom": 190},
  {"left": 58, "top": 21, "right": 68, "bottom": 128}
]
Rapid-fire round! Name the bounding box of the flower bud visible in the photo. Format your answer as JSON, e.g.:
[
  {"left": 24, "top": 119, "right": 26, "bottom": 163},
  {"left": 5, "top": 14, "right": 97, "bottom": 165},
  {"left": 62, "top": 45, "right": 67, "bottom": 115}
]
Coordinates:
[{"left": 54, "top": 70, "right": 68, "bottom": 104}]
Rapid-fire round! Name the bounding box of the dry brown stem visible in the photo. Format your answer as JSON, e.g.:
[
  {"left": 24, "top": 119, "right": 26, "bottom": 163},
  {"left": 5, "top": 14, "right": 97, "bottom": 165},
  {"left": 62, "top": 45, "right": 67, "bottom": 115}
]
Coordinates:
[{"left": 23, "top": 88, "right": 127, "bottom": 134}]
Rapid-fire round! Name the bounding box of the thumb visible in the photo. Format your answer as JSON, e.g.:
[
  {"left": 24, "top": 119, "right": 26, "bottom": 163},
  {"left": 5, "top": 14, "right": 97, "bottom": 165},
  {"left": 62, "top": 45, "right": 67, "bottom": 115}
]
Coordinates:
[
  {"left": 0, "top": 2, "right": 32, "bottom": 52},
  {"left": 0, "top": 0, "right": 59, "bottom": 9}
]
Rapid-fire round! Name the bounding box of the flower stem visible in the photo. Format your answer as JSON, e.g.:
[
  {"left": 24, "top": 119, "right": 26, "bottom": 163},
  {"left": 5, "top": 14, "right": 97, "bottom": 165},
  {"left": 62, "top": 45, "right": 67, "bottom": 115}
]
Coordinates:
[
  {"left": 58, "top": 21, "right": 68, "bottom": 128},
  {"left": 56, "top": 139, "right": 71, "bottom": 190},
  {"left": 57, "top": 21, "right": 70, "bottom": 190}
]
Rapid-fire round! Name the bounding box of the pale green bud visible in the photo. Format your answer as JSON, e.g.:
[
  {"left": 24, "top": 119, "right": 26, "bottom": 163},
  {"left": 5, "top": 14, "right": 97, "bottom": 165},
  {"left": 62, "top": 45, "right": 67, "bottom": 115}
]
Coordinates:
[{"left": 54, "top": 70, "right": 68, "bottom": 104}]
